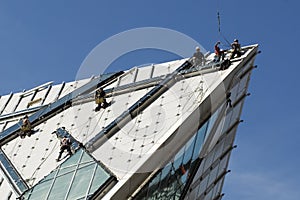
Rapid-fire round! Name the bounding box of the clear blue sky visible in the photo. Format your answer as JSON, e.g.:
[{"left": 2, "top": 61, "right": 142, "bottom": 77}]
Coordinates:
[{"left": 0, "top": 1, "right": 299, "bottom": 199}]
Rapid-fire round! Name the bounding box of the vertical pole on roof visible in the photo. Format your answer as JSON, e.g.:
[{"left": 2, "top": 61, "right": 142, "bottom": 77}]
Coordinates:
[{"left": 216, "top": 0, "right": 231, "bottom": 47}]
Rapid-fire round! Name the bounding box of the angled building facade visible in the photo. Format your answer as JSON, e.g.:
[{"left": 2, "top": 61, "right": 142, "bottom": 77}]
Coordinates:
[{"left": 0, "top": 44, "right": 258, "bottom": 200}]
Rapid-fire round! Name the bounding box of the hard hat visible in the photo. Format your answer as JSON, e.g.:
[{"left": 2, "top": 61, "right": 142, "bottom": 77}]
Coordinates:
[
  {"left": 234, "top": 39, "right": 238, "bottom": 42},
  {"left": 195, "top": 46, "right": 200, "bottom": 51}
]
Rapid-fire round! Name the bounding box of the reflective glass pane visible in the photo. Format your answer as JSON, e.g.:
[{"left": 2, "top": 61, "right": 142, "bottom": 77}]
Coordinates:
[
  {"left": 192, "top": 122, "right": 208, "bottom": 160},
  {"left": 222, "top": 109, "right": 233, "bottom": 134},
  {"left": 212, "top": 178, "right": 223, "bottom": 198},
  {"left": 147, "top": 172, "right": 161, "bottom": 198},
  {"left": 24, "top": 179, "right": 52, "bottom": 200},
  {"left": 229, "top": 83, "right": 239, "bottom": 103},
  {"left": 57, "top": 166, "right": 76, "bottom": 177},
  {"left": 196, "top": 174, "right": 208, "bottom": 197},
  {"left": 238, "top": 73, "right": 249, "bottom": 95},
  {"left": 47, "top": 170, "right": 73, "bottom": 199},
  {"left": 22, "top": 149, "right": 113, "bottom": 200},
  {"left": 203, "top": 151, "right": 214, "bottom": 172},
  {"left": 203, "top": 188, "right": 213, "bottom": 200},
  {"left": 80, "top": 151, "right": 94, "bottom": 163},
  {"left": 89, "top": 165, "right": 111, "bottom": 193},
  {"left": 182, "top": 135, "right": 196, "bottom": 164},
  {"left": 67, "top": 164, "right": 94, "bottom": 199},
  {"left": 230, "top": 101, "right": 242, "bottom": 125},
  {"left": 160, "top": 164, "right": 172, "bottom": 183},
  {"left": 207, "top": 165, "right": 218, "bottom": 186},
  {"left": 217, "top": 154, "right": 229, "bottom": 177}
]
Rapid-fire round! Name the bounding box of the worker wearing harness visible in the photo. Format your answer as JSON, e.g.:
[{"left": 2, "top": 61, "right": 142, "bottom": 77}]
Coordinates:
[
  {"left": 20, "top": 115, "right": 32, "bottom": 137},
  {"left": 230, "top": 39, "right": 242, "bottom": 59},
  {"left": 214, "top": 41, "right": 225, "bottom": 62},
  {"left": 95, "top": 87, "right": 109, "bottom": 111},
  {"left": 56, "top": 136, "right": 72, "bottom": 161},
  {"left": 192, "top": 46, "right": 205, "bottom": 66}
]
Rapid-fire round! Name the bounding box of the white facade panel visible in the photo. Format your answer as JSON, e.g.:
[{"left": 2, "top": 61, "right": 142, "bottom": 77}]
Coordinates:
[{"left": 1, "top": 93, "right": 21, "bottom": 114}]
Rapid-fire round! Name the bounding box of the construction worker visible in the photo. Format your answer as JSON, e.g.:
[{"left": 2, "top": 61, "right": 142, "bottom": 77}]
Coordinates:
[
  {"left": 56, "top": 136, "right": 72, "bottom": 162},
  {"left": 20, "top": 115, "right": 32, "bottom": 137},
  {"left": 95, "top": 87, "right": 109, "bottom": 111},
  {"left": 193, "top": 46, "right": 205, "bottom": 66},
  {"left": 230, "top": 39, "right": 242, "bottom": 59},
  {"left": 214, "top": 41, "right": 225, "bottom": 62},
  {"left": 226, "top": 92, "right": 232, "bottom": 107}
]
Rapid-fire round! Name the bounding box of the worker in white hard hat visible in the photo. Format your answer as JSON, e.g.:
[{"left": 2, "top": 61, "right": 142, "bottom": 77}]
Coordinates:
[{"left": 193, "top": 46, "right": 205, "bottom": 66}]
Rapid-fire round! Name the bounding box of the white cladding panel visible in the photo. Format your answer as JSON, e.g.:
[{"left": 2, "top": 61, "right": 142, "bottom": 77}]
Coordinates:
[{"left": 0, "top": 172, "right": 17, "bottom": 200}]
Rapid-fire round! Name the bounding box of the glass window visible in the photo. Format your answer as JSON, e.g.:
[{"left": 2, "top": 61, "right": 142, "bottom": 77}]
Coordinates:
[
  {"left": 160, "top": 163, "right": 172, "bottom": 182},
  {"left": 196, "top": 174, "right": 208, "bottom": 197},
  {"left": 211, "top": 177, "right": 223, "bottom": 198},
  {"left": 217, "top": 154, "right": 229, "bottom": 178},
  {"left": 185, "top": 184, "right": 198, "bottom": 200},
  {"left": 230, "top": 101, "right": 242, "bottom": 126},
  {"left": 192, "top": 121, "right": 208, "bottom": 160},
  {"left": 22, "top": 179, "right": 52, "bottom": 200},
  {"left": 147, "top": 172, "right": 161, "bottom": 198},
  {"left": 212, "top": 137, "right": 225, "bottom": 160},
  {"left": 207, "top": 164, "right": 219, "bottom": 187},
  {"left": 47, "top": 170, "right": 73, "bottom": 199},
  {"left": 205, "top": 105, "right": 223, "bottom": 139},
  {"left": 89, "top": 165, "right": 111, "bottom": 193},
  {"left": 182, "top": 135, "right": 196, "bottom": 165},
  {"left": 192, "top": 161, "right": 204, "bottom": 186},
  {"left": 21, "top": 148, "right": 114, "bottom": 200},
  {"left": 229, "top": 83, "right": 239, "bottom": 103},
  {"left": 238, "top": 73, "right": 250, "bottom": 95},
  {"left": 203, "top": 150, "right": 214, "bottom": 172},
  {"left": 67, "top": 163, "right": 95, "bottom": 199},
  {"left": 203, "top": 188, "right": 213, "bottom": 200},
  {"left": 222, "top": 109, "right": 233, "bottom": 134},
  {"left": 222, "top": 129, "right": 236, "bottom": 153}
]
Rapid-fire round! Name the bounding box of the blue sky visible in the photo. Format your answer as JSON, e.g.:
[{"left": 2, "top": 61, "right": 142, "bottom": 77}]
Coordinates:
[{"left": 0, "top": 0, "right": 299, "bottom": 199}]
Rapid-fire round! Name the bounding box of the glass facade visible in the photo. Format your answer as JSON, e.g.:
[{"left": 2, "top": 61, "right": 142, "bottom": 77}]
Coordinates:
[
  {"left": 134, "top": 107, "right": 222, "bottom": 200},
  {"left": 184, "top": 72, "right": 252, "bottom": 200},
  {"left": 134, "top": 68, "right": 253, "bottom": 200},
  {"left": 21, "top": 148, "right": 114, "bottom": 200}
]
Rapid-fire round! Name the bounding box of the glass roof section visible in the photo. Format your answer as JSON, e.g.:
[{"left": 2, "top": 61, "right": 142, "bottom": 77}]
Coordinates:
[{"left": 21, "top": 148, "right": 115, "bottom": 200}]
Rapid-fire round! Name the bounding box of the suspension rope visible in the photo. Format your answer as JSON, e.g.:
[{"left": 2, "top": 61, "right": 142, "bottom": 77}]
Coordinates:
[{"left": 216, "top": 1, "right": 231, "bottom": 47}]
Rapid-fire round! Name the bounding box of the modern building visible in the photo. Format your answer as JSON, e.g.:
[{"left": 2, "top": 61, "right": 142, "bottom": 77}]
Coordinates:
[{"left": 0, "top": 44, "right": 258, "bottom": 200}]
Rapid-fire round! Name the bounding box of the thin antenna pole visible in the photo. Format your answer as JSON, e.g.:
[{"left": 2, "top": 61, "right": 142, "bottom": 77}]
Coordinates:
[
  {"left": 217, "top": 11, "right": 221, "bottom": 34},
  {"left": 216, "top": 1, "right": 231, "bottom": 47}
]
